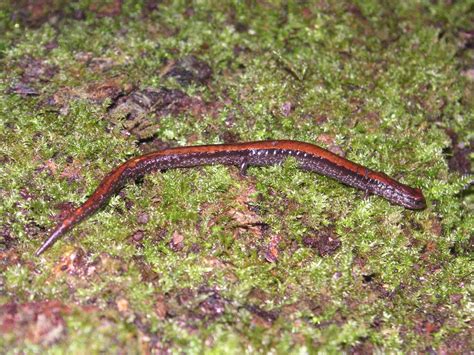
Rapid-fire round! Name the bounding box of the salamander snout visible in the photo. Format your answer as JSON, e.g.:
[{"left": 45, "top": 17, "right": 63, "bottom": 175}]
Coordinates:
[{"left": 405, "top": 188, "right": 426, "bottom": 210}]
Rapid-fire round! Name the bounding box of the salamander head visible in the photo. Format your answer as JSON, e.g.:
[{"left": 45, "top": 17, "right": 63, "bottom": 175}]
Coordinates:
[
  {"left": 370, "top": 171, "right": 426, "bottom": 210},
  {"left": 389, "top": 184, "right": 426, "bottom": 210},
  {"left": 403, "top": 188, "right": 426, "bottom": 209}
]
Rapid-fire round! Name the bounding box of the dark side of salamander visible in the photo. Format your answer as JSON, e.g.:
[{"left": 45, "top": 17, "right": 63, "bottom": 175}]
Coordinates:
[{"left": 35, "top": 140, "right": 426, "bottom": 256}]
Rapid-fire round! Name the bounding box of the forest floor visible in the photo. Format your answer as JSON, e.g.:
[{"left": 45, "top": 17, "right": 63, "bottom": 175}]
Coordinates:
[{"left": 0, "top": 1, "right": 472, "bottom": 353}]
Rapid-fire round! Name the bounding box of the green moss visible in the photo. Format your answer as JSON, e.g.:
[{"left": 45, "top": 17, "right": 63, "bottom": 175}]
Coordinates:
[{"left": 0, "top": 0, "right": 472, "bottom": 352}]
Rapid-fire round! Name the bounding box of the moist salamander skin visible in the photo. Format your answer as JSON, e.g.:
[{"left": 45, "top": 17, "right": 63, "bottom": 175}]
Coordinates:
[{"left": 35, "top": 140, "right": 426, "bottom": 256}]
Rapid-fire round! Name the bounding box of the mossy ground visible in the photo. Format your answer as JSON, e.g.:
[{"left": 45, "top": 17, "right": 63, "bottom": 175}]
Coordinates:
[{"left": 0, "top": 1, "right": 472, "bottom": 353}]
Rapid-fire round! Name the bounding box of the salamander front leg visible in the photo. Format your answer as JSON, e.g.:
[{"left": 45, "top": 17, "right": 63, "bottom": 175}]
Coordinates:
[{"left": 239, "top": 160, "right": 249, "bottom": 176}]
